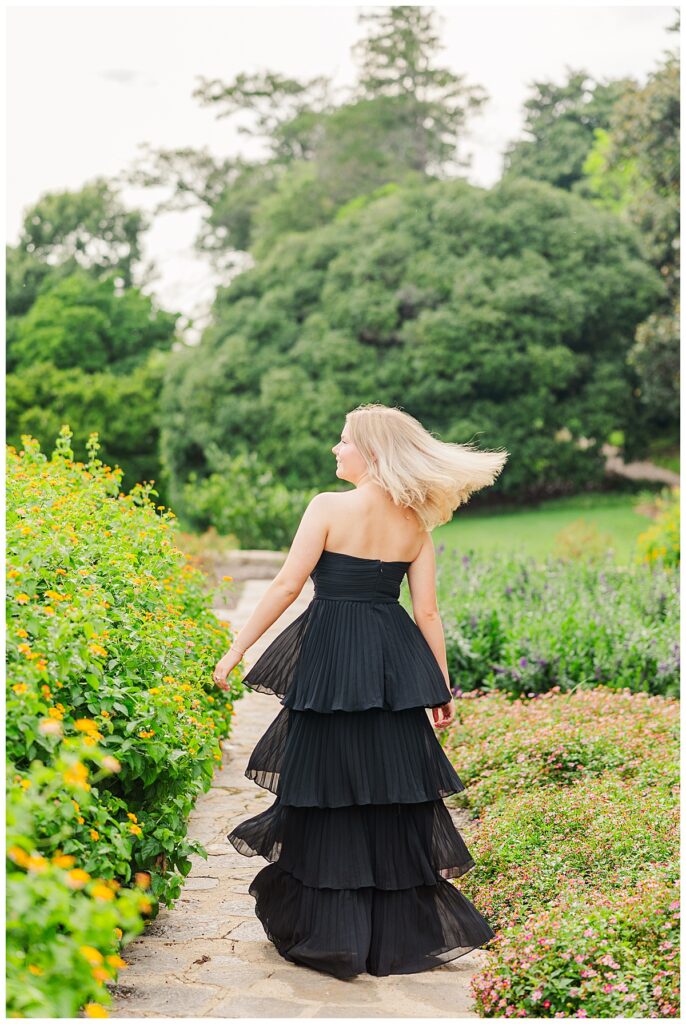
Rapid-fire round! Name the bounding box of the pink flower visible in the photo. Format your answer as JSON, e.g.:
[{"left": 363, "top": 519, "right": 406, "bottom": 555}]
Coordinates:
[
  {"left": 602, "top": 984, "right": 614, "bottom": 993},
  {"left": 576, "top": 1011, "right": 588, "bottom": 1018}
]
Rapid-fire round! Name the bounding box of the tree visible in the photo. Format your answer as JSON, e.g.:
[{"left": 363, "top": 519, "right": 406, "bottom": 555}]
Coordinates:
[
  {"left": 352, "top": 6, "right": 488, "bottom": 174},
  {"left": 579, "top": 13, "right": 680, "bottom": 439},
  {"left": 16, "top": 177, "right": 149, "bottom": 288},
  {"left": 159, "top": 176, "right": 664, "bottom": 515},
  {"left": 8, "top": 270, "right": 179, "bottom": 375},
  {"left": 502, "top": 70, "right": 633, "bottom": 191},
  {"left": 121, "top": 6, "right": 489, "bottom": 261}
]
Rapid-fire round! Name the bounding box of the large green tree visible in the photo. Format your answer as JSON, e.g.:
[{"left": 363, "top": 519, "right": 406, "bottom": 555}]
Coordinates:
[
  {"left": 502, "top": 70, "right": 633, "bottom": 191},
  {"left": 123, "top": 6, "right": 488, "bottom": 262},
  {"left": 581, "top": 14, "right": 680, "bottom": 437},
  {"left": 159, "top": 176, "right": 664, "bottom": 514},
  {"left": 8, "top": 270, "right": 178, "bottom": 374}
]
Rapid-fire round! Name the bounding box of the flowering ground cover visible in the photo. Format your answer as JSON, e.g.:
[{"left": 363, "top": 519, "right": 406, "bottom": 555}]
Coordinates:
[
  {"left": 6, "top": 428, "right": 242, "bottom": 1018},
  {"left": 447, "top": 688, "right": 679, "bottom": 1017}
]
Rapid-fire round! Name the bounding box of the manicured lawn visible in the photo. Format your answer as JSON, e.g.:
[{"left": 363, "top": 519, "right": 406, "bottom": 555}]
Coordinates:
[{"left": 435, "top": 492, "right": 653, "bottom": 564}]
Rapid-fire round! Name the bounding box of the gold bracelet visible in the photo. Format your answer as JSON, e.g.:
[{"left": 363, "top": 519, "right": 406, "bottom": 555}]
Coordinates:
[{"left": 230, "top": 643, "right": 246, "bottom": 656}]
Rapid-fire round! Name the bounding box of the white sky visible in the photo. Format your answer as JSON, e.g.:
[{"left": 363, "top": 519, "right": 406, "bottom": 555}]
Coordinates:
[{"left": 6, "top": 3, "right": 678, "bottom": 339}]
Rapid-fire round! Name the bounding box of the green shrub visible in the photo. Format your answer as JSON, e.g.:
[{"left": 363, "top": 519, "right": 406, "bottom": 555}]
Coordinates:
[
  {"left": 6, "top": 427, "right": 243, "bottom": 1016},
  {"left": 636, "top": 486, "right": 680, "bottom": 569},
  {"left": 6, "top": 743, "right": 147, "bottom": 1018},
  {"left": 180, "top": 443, "right": 317, "bottom": 549}
]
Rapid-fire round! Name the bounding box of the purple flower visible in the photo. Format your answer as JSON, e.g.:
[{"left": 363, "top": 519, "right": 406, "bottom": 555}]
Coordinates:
[
  {"left": 519, "top": 656, "right": 528, "bottom": 669},
  {"left": 462, "top": 554, "right": 470, "bottom": 566},
  {"left": 504, "top": 586, "right": 513, "bottom": 596}
]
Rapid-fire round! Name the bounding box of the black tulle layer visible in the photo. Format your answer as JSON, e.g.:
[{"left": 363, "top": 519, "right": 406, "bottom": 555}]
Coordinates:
[
  {"left": 243, "top": 597, "right": 453, "bottom": 712},
  {"left": 227, "top": 795, "right": 475, "bottom": 888},
  {"left": 245, "top": 705, "right": 466, "bottom": 805},
  {"left": 248, "top": 861, "right": 497, "bottom": 979}
]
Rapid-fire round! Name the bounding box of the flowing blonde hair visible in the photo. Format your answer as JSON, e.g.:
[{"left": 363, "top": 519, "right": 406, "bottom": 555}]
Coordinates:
[{"left": 345, "top": 403, "right": 509, "bottom": 531}]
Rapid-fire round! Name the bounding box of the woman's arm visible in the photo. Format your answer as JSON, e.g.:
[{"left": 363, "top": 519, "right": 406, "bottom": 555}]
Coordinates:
[
  {"left": 212, "top": 494, "right": 331, "bottom": 685},
  {"left": 407, "top": 534, "right": 454, "bottom": 728}
]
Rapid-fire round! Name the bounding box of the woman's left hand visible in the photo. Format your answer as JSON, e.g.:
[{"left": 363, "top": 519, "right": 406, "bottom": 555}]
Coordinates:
[{"left": 212, "top": 648, "right": 243, "bottom": 690}]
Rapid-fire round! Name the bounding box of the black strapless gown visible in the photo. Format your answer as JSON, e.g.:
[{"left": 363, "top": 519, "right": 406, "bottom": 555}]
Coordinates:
[{"left": 226, "top": 549, "right": 496, "bottom": 979}]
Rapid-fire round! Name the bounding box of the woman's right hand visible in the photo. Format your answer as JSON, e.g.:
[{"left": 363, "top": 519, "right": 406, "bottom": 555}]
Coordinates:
[{"left": 431, "top": 698, "right": 455, "bottom": 730}]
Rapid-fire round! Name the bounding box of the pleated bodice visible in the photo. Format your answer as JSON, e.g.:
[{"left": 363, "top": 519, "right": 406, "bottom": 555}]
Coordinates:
[{"left": 312, "top": 549, "right": 410, "bottom": 603}]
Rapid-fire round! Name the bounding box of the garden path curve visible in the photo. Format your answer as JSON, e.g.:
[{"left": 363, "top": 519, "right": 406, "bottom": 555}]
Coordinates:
[{"left": 110, "top": 573, "right": 489, "bottom": 1018}]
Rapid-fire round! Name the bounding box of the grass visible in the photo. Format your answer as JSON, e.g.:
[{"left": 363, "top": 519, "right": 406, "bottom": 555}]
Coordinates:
[{"left": 435, "top": 492, "right": 654, "bottom": 564}]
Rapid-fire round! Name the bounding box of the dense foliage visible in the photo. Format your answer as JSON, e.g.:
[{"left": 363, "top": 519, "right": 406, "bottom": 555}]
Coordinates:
[
  {"left": 160, "top": 175, "right": 664, "bottom": 517},
  {"left": 6, "top": 428, "right": 242, "bottom": 1016},
  {"left": 448, "top": 687, "right": 679, "bottom": 1017},
  {"left": 6, "top": 180, "right": 179, "bottom": 504}
]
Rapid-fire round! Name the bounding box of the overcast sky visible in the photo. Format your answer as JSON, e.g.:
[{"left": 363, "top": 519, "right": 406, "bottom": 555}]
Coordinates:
[{"left": 6, "top": 3, "right": 677, "bottom": 338}]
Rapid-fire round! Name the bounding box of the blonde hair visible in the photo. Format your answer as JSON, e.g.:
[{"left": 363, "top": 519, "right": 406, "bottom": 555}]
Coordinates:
[{"left": 345, "top": 403, "right": 509, "bottom": 531}]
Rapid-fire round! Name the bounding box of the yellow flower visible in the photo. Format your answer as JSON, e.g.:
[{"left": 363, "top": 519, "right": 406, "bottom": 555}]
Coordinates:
[
  {"left": 7, "top": 846, "right": 30, "bottom": 868},
  {"left": 16, "top": 627, "right": 29, "bottom": 637},
  {"left": 222, "top": 575, "right": 233, "bottom": 581},
  {"left": 67, "top": 869, "right": 91, "bottom": 889},
  {"left": 64, "top": 761, "right": 89, "bottom": 790},
  {"left": 48, "top": 706, "right": 64, "bottom": 720},
  {"left": 134, "top": 871, "right": 151, "bottom": 889},
  {"left": 80, "top": 946, "right": 104, "bottom": 965},
  {"left": 28, "top": 964, "right": 43, "bottom": 975},
  {"left": 74, "top": 718, "right": 98, "bottom": 733},
  {"left": 26, "top": 854, "right": 48, "bottom": 873},
  {"left": 83, "top": 1003, "right": 109, "bottom": 1018},
  {"left": 19, "top": 779, "right": 31, "bottom": 790},
  {"left": 15, "top": 594, "right": 30, "bottom": 604},
  {"left": 113, "top": 927, "right": 123, "bottom": 941},
  {"left": 162, "top": 675, "right": 176, "bottom": 684},
  {"left": 129, "top": 823, "right": 142, "bottom": 836},
  {"left": 89, "top": 829, "right": 100, "bottom": 842},
  {"left": 88, "top": 643, "right": 107, "bottom": 658},
  {"left": 17, "top": 643, "right": 31, "bottom": 655},
  {"left": 52, "top": 853, "right": 76, "bottom": 868},
  {"left": 126, "top": 812, "right": 138, "bottom": 823},
  {"left": 91, "top": 966, "right": 112, "bottom": 983},
  {"left": 91, "top": 883, "right": 115, "bottom": 901},
  {"left": 12, "top": 683, "right": 28, "bottom": 695},
  {"left": 107, "top": 954, "right": 127, "bottom": 968}
]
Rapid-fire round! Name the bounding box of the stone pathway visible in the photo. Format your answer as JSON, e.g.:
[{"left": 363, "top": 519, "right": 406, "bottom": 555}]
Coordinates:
[{"left": 110, "top": 577, "right": 490, "bottom": 1018}]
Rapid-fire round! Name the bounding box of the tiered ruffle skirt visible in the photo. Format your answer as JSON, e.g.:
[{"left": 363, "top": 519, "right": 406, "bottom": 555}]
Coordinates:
[{"left": 227, "top": 597, "right": 496, "bottom": 978}]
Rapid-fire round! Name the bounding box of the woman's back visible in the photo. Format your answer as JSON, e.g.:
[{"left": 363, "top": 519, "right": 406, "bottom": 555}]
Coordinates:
[{"left": 323, "top": 486, "right": 424, "bottom": 564}]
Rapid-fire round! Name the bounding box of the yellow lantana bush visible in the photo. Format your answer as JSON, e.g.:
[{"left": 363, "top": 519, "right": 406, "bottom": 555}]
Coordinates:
[{"left": 6, "top": 427, "right": 240, "bottom": 1017}]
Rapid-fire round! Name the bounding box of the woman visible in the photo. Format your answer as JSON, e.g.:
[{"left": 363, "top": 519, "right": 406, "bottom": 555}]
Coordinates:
[{"left": 213, "top": 403, "right": 508, "bottom": 979}]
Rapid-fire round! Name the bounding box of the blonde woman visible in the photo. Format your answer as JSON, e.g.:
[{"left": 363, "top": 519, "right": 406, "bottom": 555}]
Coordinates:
[{"left": 214, "top": 403, "right": 508, "bottom": 979}]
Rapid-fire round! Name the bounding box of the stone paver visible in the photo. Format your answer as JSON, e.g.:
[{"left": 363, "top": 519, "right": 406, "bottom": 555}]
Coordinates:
[{"left": 110, "top": 574, "right": 490, "bottom": 1018}]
